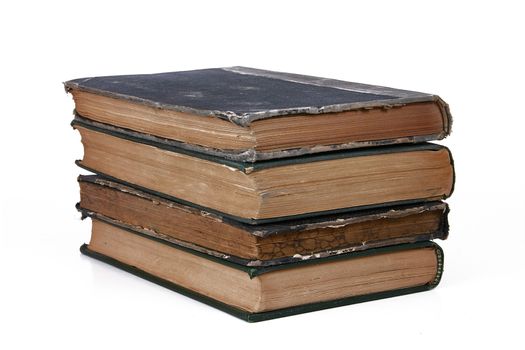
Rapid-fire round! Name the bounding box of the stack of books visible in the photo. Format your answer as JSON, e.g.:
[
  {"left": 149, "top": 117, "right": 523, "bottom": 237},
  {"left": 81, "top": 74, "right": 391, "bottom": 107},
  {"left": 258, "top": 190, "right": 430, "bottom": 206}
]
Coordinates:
[{"left": 66, "top": 67, "right": 454, "bottom": 322}]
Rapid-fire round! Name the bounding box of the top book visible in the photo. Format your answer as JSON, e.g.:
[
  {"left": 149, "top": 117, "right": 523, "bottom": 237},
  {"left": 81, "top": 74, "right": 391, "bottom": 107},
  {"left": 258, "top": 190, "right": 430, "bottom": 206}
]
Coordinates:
[{"left": 65, "top": 66, "right": 451, "bottom": 162}]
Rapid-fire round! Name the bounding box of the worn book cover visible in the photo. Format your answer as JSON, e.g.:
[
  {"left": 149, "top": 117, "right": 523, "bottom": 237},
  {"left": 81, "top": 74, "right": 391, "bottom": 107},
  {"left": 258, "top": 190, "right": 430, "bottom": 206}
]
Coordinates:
[
  {"left": 78, "top": 175, "right": 449, "bottom": 266},
  {"left": 65, "top": 67, "right": 452, "bottom": 162}
]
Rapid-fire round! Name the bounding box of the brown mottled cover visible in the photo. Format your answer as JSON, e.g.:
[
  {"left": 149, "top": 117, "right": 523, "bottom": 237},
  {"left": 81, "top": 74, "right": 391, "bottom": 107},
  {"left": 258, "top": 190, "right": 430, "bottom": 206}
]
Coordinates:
[{"left": 78, "top": 175, "right": 449, "bottom": 267}]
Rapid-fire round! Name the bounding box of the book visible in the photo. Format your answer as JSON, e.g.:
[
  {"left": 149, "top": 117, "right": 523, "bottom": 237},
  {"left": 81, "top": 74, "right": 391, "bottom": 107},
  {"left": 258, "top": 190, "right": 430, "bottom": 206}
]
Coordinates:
[
  {"left": 73, "top": 118, "right": 455, "bottom": 223},
  {"left": 65, "top": 67, "right": 452, "bottom": 162},
  {"left": 81, "top": 217, "right": 444, "bottom": 322},
  {"left": 78, "top": 175, "right": 449, "bottom": 266}
]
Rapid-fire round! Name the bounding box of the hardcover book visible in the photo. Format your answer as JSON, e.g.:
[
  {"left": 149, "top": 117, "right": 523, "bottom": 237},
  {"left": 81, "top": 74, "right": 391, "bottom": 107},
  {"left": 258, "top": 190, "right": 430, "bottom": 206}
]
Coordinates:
[
  {"left": 67, "top": 67, "right": 454, "bottom": 322},
  {"left": 82, "top": 218, "right": 444, "bottom": 322},
  {"left": 74, "top": 118, "right": 455, "bottom": 223},
  {"left": 65, "top": 67, "right": 452, "bottom": 162},
  {"left": 78, "top": 175, "right": 449, "bottom": 266}
]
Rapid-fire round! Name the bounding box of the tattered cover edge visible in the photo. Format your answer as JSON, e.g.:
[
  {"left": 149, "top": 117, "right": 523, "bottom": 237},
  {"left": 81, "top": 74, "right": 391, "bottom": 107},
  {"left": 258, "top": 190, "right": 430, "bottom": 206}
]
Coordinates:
[
  {"left": 79, "top": 207, "right": 448, "bottom": 267},
  {"left": 78, "top": 174, "right": 449, "bottom": 237},
  {"left": 75, "top": 162, "right": 450, "bottom": 225},
  {"left": 80, "top": 241, "right": 443, "bottom": 322},
  {"left": 72, "top": 117, "right": 451, "bottom": 172},
  {"left": 64, "top": 66, "right": 452, "bottom": 132},
  {"left": 73, "top": 113, "right": 446, "bottom": 163}
]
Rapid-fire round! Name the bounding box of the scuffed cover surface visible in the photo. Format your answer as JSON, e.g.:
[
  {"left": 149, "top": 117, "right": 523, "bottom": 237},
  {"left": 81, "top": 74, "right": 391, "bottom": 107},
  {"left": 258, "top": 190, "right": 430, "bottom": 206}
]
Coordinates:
[
  {"left": 78, "top": 175, "right": 449, "bottom": 267},
  {"left": 78, "top": 175, "right": 449, "bottom": 237},
  {"left": 65, "top": 66, "right": 446, "bottom": 127},
  {"left": 79, "top": 209, "right": 448, "bottom": 267}
]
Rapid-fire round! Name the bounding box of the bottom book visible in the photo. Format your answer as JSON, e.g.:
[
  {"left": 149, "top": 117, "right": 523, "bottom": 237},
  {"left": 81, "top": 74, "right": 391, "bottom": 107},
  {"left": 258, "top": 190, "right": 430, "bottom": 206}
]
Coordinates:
[{"left": 81, "top": 218, "right": 444, "bottom": 322}]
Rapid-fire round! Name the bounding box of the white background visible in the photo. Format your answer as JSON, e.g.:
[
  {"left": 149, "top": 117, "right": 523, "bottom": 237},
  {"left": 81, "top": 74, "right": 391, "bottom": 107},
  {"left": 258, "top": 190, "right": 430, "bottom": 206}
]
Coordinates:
[{"left": 1, "top": 1, "right": 524, "bottom": 349}]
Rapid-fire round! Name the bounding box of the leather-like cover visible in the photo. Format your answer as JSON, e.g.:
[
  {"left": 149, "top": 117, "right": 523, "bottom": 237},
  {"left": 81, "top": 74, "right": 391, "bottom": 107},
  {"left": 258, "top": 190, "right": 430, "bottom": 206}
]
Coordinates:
[
  {"left": 79, "top": 206, "right": 448, "bottom": 267},
  {"left": 78, "top": 174, "right": 450, "bottom": 237},
  {"left": 65, "top": 67, "right": 451, "bottom": 128},
  {"left": 80, "top": 240, "right": 444, "bottom": 322},
  {"left": 65, "top": 67, "right": 452, "bottom": 162}
]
